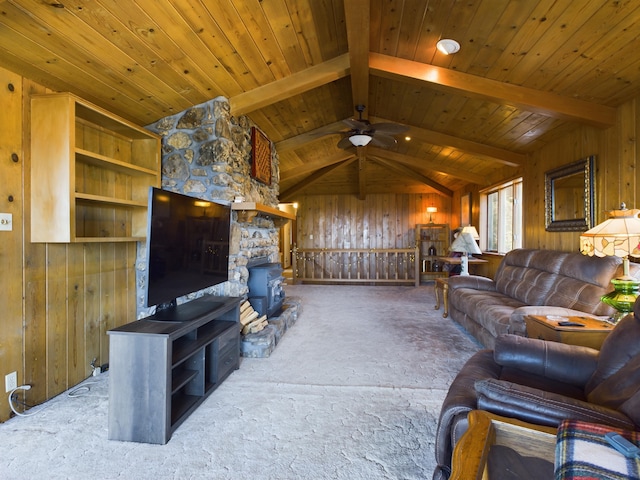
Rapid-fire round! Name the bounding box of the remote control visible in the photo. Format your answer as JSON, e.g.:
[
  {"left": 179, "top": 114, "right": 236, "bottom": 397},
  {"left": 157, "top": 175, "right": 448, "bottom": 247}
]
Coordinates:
[
  {"left": 605, "top": 432, "right": 640, "bottom": 458},
  {"left": 557, "top": 321, "right": 585, "bottom": 327}
]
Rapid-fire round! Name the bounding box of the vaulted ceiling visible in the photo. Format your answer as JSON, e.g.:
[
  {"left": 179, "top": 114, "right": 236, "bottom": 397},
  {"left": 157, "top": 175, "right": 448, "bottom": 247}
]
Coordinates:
[{"left": 2, "top": 0, "right": 640, "bottom": 201}]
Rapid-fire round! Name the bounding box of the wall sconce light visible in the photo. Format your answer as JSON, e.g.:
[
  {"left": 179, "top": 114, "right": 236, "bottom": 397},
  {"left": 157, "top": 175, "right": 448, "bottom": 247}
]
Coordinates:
[{"left": 427, "top": 206, "right": 438, "bottom": 223}]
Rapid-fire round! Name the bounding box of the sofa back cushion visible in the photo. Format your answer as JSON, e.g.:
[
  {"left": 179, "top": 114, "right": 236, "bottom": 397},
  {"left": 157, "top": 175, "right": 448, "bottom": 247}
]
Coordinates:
[{"left": 494, "top": 249, "right": 625, "bottom": 314}]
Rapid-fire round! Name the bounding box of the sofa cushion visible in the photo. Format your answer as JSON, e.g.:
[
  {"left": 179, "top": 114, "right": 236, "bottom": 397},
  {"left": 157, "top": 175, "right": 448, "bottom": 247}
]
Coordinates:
[
  {"left": 451, "top": 288, "right": 526, "bottom": 337},
  {"left": 493, "top": 249, "right": 623, "bottom": 309}
]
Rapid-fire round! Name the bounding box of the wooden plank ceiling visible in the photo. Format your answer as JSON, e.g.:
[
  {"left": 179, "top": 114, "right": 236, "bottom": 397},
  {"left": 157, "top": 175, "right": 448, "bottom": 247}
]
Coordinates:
[{"left": 2, "top": 0, "right": 639, "bottom": 201}]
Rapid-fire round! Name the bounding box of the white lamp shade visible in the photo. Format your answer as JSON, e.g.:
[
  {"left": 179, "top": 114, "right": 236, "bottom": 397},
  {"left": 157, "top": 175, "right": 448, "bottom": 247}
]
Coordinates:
[
  {"left": 450, "top": 232, "right": 482, "bottom": 255},
  {"left": 349, "top": 134, "right": 372, "bottom": 147}
]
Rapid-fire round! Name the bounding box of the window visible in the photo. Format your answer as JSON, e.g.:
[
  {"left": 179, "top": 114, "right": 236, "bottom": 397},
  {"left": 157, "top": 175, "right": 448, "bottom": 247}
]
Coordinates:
[{"left": 479, "top": 178, "right": 523, "bottom": 254}]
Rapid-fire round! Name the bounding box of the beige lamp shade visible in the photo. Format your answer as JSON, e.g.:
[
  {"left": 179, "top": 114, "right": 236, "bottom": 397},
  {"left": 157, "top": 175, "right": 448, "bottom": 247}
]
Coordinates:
[
  {"left": 461, "top": 225, "right": 480, "bottom": 240},
  {"left": 580, "top": 204, "right": 640, "bottom": 262},
  {"left": 580, "top": 203, "right": 640, "bottom": 321}
]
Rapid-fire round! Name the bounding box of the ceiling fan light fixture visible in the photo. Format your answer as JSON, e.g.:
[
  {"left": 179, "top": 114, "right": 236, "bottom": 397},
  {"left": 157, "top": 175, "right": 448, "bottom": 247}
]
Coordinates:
[
  {"left": 349, "top": 134, "right": 372, "bottom": 147},
  {"left": 437, "top": 39, "right": 460, "bottom": 55}
]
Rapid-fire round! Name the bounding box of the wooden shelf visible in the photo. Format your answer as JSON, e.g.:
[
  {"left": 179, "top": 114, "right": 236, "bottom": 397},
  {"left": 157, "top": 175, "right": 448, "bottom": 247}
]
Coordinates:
[
  {"left": 232, "top": 202, "right": 296, "bottom": 225},
  {"left": 30, "top": 92, "right": 160, "bottom": 243},
  {"left": 416, "top": 223, "right": 450, "bottom": 282}
]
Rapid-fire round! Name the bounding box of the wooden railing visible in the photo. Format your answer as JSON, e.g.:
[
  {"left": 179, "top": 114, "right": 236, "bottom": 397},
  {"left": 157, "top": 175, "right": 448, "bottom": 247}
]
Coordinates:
[{"left": 292, "top": 247, "right": 419, "bottom": 286}]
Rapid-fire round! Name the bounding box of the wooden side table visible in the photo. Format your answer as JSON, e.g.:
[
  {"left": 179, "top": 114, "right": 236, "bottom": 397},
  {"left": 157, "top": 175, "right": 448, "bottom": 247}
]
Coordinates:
[
  {"left": 524, "top": 314, "right": 614, "bottom": 350},
  {"left": 450, "top": 410, "right": 556, "bottom": 480},
  {"left": 434, "top": 277, "right": 449, "bottom": 318}
]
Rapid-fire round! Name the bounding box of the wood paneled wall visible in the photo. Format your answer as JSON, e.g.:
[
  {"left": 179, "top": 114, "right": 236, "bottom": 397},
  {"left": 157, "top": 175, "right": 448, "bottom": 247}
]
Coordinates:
[
  {"left": 523, "top": 99, "right": 639, "bottom": 251},
  {"left": 296, "top": 193, "right": 452, "bottom": 250},
  {"left": 0, "top": 70, "right": 137, "bottom": 422}
]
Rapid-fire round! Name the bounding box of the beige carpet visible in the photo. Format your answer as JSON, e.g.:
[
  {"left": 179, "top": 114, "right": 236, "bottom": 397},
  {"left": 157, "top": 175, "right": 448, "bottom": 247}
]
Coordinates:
[{"left": 0, "top": 284, "right": 480, "bottom": 480}]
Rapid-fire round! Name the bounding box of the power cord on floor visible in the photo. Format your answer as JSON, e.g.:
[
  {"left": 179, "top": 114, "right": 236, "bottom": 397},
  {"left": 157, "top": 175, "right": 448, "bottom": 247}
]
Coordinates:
[
  {"left": 8, "top": 385, "right": 49, "bottom": 417},
  {"left": 67, "top": 382, "right": 99, "bottom": 397}
]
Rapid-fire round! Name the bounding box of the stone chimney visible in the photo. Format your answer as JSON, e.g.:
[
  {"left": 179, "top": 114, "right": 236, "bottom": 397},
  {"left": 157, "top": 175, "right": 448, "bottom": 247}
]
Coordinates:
[{"left": 135, "top": 96, "right": 281, "bottom": 318}]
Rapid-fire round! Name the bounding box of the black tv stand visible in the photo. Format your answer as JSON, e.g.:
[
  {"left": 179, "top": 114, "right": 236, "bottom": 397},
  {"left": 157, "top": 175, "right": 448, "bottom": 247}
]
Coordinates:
[{"left": 107, "top": 295, "right": 241, "bottom": 444}]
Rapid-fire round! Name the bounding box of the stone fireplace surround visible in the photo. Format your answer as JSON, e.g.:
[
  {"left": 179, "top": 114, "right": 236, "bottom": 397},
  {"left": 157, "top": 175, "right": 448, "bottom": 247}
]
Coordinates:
[{"left": 135, "top": 96, "right": 298, "bottom": 356}]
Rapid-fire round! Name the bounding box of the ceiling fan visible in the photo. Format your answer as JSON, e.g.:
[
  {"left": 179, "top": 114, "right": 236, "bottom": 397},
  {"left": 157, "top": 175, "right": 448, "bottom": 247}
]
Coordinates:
[{"left": 328, "top": 105, "right": 409, "bottom": 149}]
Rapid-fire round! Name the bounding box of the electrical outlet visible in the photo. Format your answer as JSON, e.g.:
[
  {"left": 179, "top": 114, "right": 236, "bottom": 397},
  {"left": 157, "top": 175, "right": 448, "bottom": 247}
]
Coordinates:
[
  {"left": 0, "top": 213, "right": 12, "bottom": 231},
  {"left": 5, "top": 372, "right": 17, "bottom": 392}
]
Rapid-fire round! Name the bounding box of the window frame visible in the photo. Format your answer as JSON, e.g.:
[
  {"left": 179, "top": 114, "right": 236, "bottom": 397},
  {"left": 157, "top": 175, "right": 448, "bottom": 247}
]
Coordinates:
[{"left": 479, "top": 177, "right": 523, "bottom": 254}]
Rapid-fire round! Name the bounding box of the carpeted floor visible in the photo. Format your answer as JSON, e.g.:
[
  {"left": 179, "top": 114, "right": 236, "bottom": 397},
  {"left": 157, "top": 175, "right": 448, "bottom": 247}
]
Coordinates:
[{"left": 0, "top": 284, "right": 481, "bottom": 480}]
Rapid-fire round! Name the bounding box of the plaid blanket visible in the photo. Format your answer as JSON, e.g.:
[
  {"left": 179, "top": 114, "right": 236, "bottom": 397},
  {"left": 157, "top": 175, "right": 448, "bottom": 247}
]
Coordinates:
[{"left": 556, "top": 420, "right": 640, "bottom": 480}]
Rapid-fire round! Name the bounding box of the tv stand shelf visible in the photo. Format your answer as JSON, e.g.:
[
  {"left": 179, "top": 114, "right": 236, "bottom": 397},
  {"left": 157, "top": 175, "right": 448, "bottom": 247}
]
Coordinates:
[{"left": 107, "top": 295, "right": 241, "bottom": 444}]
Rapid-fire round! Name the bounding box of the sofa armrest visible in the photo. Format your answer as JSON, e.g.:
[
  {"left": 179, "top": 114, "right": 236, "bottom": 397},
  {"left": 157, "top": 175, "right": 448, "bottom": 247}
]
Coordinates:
[
  {"left": 475, "top": 378, "right": 635, "bottom": 430},
  {"left": 509, "top": 306, "right": 610, "bottom": 336},
  {"left": 447, "top": 274, "right": 496, "bottom": 292},
  {"left": 434, "top": 350, "right": 502, "bottom": 473},
  {"left": 494, "top": 334, "right": 598, "bottom": 387}
]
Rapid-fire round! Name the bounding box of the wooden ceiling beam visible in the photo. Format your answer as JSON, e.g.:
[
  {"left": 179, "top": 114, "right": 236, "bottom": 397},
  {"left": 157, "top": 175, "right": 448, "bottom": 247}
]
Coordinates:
[
  {"left": 367, "top": 147, "right": 488, "bottom": 185},
  {"left": 370, "top": 117, "right": 526, "bottom": 167},
  {"left": 369, "top": 156, "right": 453, "bottom": 197},
  {"left": 280, "top": 158, "right": 358, "bottom": 201},
  {"left": 280, "top": 151, "right": 356, "bottom": 180},
  {"left": 369, "top": 52, "right": 616, "bottom": 128},
  {"left": 229, "top": 54, "right": 350, "bottom": 115},
  {"left": 344, "top": 0, "right": 370, "bottom": 111}
]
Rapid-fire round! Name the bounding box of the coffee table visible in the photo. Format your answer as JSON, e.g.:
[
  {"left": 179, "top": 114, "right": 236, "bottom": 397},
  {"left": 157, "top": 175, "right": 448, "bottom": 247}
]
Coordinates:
[{"left": 524, "top": 314, "right": 613, "bottom": 350}]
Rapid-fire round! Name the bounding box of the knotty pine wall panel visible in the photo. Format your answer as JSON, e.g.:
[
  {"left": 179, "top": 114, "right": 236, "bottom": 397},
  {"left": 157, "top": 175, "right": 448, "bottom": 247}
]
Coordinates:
[
  {"left": 0, "top": 68, "right": 24, "bottom": 423},
  {"left": 0, "top": 74, "right": 139, "bottom": 422},
  {"left": 296, "top": 193, "right": 452, "bottom": 250}
]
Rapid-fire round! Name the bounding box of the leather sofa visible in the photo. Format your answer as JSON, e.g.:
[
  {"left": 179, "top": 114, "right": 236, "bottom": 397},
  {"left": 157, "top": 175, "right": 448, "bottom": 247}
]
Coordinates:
[
  {"left": 433, "top": 300, "right": 640, "bottom": 480},
  {"left": 448, "top": 248, "right": 636, "bottom": 348}
]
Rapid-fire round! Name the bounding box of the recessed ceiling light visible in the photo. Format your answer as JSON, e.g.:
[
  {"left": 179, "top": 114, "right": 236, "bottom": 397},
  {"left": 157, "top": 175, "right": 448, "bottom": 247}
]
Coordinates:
[{"left": 436, "top": 39, "right": 460, "bottom": 55}]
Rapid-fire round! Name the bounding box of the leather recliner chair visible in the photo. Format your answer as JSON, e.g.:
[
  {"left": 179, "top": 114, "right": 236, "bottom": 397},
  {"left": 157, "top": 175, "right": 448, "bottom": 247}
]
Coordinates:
[{"left": 433, "top": 299, "right": 640, "bottom": 480}]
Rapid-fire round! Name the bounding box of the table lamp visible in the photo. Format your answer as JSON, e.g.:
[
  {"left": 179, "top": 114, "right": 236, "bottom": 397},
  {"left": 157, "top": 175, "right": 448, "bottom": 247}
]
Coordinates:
[
  {"left": 460, "top": 225, "right": 480, "bottom": 257},
  {"left": 580, "top": 203, "right": 640, "bottom": 322},
  {"left": 450, "top": 231, "right": 482, "bottom": 276}
]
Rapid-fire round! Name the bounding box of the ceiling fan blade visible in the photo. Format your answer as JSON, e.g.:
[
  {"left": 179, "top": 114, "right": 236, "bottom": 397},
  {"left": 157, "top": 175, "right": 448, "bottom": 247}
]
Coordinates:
[
  {"left": 311, "top": 129, "right": 350, "bottom": 136},
  {"left": 337, "top": 136, "right": 356, "bottom": 149},
  {"left": 370, "top": 123, "right": 409, "bottom": 135},
  {"left": 343, "top": 118, "right": 371, "bottom": 131},
  {"left": 369, "top": 134, "right": 397, "bottom": 148}
]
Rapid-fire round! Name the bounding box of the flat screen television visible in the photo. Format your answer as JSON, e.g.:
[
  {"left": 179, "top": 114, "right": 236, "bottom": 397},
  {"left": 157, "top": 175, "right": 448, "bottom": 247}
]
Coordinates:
[{"left": 144, "top": 187, "right": 231, "bottom": 316}]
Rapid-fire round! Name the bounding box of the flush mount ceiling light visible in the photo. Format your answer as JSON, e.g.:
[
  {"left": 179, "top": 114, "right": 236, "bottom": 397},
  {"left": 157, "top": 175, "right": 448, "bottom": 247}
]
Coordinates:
[
  {"left": 436, "top": 39, "right": 460, "bottom": 55},
  {"left": 349, "top": 134, "right": 373, "bottom": 147}
]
